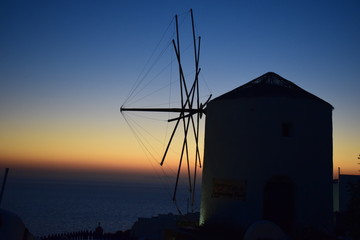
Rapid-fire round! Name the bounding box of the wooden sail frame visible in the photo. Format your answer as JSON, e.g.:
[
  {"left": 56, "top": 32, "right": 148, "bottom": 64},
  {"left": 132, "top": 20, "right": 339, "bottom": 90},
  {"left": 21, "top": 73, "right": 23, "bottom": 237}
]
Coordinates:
[{"left": 121, "top": 9, "right": 211, "bottom": 209}]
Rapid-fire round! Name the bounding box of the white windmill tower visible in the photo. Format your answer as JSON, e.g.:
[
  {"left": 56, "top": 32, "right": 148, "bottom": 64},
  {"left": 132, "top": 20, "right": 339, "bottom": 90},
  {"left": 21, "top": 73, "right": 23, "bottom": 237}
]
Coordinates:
[{"left": 199, "top": 72, "right": 334, "bottom": 233}]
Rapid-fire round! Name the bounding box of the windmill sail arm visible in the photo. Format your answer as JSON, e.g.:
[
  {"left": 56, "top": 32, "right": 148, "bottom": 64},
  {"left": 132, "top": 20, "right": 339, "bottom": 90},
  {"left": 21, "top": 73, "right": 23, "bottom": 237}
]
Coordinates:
[
  {"left": 167, "top": 94, "right": 212, "bottom": 122},
  {"left": 120, "top": 107, "right": 201, "bottom": 113},
  {"left": 167, "top": 110, "right": 200, "bottom": 122}
]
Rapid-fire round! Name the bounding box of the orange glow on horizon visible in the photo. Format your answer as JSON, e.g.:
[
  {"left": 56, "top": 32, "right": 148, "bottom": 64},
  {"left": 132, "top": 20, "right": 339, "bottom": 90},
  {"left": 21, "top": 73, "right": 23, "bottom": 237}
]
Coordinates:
[
  {"left": 0, "top": 155, "right": 202, "bottom": 186},
  {"left": 0, "top": 155, "right": 162, "bottom": 173},
  {"left": 0, "top": 113, "right": 204, "bottom": 181},
  {"left": 1, "top": 111, "right": 358, "bottom": 180}
]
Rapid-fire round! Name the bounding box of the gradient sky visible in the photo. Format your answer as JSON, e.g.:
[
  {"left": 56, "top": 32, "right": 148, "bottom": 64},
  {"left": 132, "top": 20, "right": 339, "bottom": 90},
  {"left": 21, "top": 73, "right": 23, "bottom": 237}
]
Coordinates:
[{"left": 0, "top": 0, "right": 359, "bottom": 182}]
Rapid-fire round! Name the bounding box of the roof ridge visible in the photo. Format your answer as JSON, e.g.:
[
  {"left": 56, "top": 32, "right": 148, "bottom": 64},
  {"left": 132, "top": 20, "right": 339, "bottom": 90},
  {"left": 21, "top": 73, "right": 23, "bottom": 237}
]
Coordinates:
[
  {"left": 242, "top": 72, "right": 298, "bottom": 89},
  {"left": 211, "top": 72, "right": 333, "bottom": 109}
]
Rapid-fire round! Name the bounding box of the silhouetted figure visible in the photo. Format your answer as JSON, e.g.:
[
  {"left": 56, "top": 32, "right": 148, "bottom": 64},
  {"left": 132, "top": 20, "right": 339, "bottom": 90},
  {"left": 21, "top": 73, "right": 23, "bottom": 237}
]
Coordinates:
[{"left": 94, "top": 222, "right": 103, "bottom": 238}]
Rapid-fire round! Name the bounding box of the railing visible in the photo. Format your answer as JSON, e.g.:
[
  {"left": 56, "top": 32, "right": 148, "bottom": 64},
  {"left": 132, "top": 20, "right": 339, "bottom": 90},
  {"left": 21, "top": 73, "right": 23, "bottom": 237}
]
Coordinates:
[{"left": 39, "top": 230, "right": 131, "bottom": 240}]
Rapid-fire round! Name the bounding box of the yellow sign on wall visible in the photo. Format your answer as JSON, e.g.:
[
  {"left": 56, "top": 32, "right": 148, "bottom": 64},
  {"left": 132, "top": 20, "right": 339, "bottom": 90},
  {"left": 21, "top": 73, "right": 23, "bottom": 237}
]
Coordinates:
[{"left": 211, "top": 178, "right": 246, "bottom": 200}]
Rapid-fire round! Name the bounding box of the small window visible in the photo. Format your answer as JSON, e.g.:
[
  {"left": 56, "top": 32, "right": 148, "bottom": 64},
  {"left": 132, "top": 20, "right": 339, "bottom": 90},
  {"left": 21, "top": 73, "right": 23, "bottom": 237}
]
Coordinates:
[{"left": 282, "top": 123, "right": 292, "bottom": 137}]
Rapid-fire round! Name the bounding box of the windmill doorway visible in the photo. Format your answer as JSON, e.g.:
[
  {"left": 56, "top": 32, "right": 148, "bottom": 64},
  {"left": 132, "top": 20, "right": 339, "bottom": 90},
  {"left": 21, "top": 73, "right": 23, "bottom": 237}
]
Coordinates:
[{"left": 263, "top": 176, "right": 294, "bottom": 233}]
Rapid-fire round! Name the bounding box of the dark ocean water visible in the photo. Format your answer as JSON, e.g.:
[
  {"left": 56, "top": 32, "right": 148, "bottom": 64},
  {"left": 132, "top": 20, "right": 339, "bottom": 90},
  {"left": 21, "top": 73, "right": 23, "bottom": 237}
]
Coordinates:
[{"left": 1, "top": 179, "right": 201, "bottom": 237}]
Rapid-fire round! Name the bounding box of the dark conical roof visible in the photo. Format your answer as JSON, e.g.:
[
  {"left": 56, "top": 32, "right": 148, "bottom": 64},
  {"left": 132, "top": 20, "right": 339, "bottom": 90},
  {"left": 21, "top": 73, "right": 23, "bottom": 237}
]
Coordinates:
[{"left": 212, "top": 72, "right": 333, "bottom": 108}]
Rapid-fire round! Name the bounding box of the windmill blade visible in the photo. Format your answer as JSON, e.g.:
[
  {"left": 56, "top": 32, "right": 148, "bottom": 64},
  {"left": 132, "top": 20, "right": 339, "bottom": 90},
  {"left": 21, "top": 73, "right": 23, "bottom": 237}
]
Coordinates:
[
  {"left": 192, "top": 149, "right": 199, "bottom": 207},
  {"left": 172, "top": 41, "right": 189, "bottom": 110},
  {"left": 173, "top": 125, "right": 189, "bottom": 200},
  {"left": 167, "top": 112, "right": 194, "bottom": 122},
  {"left": 160, "top": 116, "right": 181, "bottom": 166},
  {"left": 189, "top": 110, "right": 201, "bottom": 207},
  {"left": 187, "top": 110, "right": 202, "bottom": 168},
  {"left": 183, "top": 110, "right": 194, "bottom": 193}
]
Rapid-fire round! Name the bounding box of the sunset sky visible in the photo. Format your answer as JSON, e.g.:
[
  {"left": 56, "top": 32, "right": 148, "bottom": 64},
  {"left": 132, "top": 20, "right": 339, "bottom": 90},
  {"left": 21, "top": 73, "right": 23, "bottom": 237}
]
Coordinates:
[{"left": 1, "top": 0, "right": 359, "bottom": 182}]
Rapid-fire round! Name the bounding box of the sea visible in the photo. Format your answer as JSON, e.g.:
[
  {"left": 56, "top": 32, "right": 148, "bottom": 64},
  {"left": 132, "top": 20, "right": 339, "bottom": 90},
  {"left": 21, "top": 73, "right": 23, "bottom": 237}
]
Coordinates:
[{"left": 1, "top": 178, "right": 201, "bottom": 237}]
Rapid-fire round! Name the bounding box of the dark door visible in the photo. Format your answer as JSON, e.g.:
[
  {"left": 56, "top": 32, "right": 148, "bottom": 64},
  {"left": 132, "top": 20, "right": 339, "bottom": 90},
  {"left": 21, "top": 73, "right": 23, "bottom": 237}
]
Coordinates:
[{"left": 263, "top": 176, "right": 294, "bottom": 233}]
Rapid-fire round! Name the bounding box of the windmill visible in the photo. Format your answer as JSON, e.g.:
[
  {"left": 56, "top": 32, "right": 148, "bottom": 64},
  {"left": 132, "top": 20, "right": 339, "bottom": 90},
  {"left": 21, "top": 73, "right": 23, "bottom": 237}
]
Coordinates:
[{"left": 120, "top": 9, "right": 211, "bottom": 210}]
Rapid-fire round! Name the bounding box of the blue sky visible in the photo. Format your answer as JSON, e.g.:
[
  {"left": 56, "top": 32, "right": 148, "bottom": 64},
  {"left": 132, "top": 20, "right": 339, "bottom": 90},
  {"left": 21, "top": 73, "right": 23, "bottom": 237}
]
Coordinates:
[{"left": 0, "top": 0, "right": 359, "bottom": 179}]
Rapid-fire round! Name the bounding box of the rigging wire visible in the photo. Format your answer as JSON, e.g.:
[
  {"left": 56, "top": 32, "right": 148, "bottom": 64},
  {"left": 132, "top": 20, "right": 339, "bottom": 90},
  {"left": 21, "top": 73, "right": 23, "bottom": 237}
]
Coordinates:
[
  {"left": 125, "top": 79, "right": 178, "bottom": 107},
  {"left": 123, "top": 17, "right": 175, "bottom": 106},
  {"left": 124, "top": 40, "right": 196, "bottom": 107},
  {"left": 122, "top": 111, "right": 191, "bottom": 182},
  {"left": 123, "top": 12, "right": 196, "bottom": 108},
  {"left": 124, "top": 40, "right": 173, "bottom": 106},
  {"left": 123, "top": 113, "right": 168, "bottom": 156},
  {"left": 199, "top": 71, "right": 212, "bottom": 96},
  {"left": 122, "top": 113, "right": 175, "bottom": 200},
  {"left": 122, "top": 112, "right": 173, "bottom": 179},
  {"left": 128, "top": 99, "right": 183, "bottom": 109},
  {"left": 122, "top": 111, "right": 191, "bottom": 213}
]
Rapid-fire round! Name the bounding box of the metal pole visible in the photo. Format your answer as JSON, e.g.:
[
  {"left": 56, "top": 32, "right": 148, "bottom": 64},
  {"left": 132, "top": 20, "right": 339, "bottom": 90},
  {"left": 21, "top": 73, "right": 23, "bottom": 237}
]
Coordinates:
[{"left": 0, "top": 168, "right": 9, "bottom": 207}]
